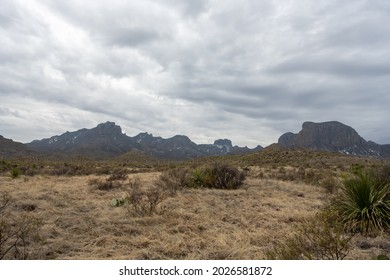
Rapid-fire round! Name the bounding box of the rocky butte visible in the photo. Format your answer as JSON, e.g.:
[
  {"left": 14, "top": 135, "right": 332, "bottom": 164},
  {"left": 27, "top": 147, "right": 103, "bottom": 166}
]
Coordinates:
[{"left": 278, "top": 121, "right": 390, "bottom": 158}]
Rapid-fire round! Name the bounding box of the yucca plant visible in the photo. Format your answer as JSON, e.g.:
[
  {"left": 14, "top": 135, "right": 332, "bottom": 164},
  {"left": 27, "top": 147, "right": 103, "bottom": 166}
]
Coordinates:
[{"left": 334, "top": 171, "right": 390, "bottom": 234}]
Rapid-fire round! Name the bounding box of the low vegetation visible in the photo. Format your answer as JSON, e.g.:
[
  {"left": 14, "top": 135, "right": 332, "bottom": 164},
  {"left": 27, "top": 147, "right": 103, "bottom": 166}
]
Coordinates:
[
  {"left": 0, "top": 151, "right": 389, "bottom": 259},
  {"left": 267, "top": 209, "right": 352, "bottom": 260},
  {"left": 0, "top": 192, "right": 42, "bottom": 259}
]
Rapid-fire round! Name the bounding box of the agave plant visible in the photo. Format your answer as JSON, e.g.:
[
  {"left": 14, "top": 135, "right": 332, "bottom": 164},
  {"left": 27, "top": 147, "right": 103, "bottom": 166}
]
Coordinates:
[{"left": 334, "top": 171, "right": 390, "bottom": 234}]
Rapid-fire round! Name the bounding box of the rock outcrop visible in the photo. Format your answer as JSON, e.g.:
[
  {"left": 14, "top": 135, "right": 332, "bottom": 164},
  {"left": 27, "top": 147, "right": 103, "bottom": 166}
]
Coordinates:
[{"left": 278, "top": 121, "right": 388, "bottom": 158}]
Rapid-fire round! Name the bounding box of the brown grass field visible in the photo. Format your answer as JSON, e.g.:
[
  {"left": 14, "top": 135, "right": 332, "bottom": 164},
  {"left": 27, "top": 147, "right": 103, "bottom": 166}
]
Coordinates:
[{"left": 1, "top": 152, "right": 389, "bottom": 260}]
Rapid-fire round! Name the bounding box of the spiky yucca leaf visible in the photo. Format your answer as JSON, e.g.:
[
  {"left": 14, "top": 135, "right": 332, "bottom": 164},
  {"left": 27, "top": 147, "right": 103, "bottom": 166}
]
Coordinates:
[{"left": 335, "top": 171, "right": 390, "bottom": 234}]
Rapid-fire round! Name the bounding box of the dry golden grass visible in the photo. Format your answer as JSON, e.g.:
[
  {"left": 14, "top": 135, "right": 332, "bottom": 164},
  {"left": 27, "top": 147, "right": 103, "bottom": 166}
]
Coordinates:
[{"left": 1, "top": 168, "right": 389, "bottom": 260}]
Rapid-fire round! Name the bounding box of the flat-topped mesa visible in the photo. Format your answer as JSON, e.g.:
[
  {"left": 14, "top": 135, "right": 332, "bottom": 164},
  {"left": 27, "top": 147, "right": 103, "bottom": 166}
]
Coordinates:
[
  {"left": 278, "top": 121, "right": 386, "bottom": 157},
  {"left": 297, "top": 121, "right": 365, "bottom": 150},
  {"left": 214, "top": 139, "right": 233, "bottom": 148}
]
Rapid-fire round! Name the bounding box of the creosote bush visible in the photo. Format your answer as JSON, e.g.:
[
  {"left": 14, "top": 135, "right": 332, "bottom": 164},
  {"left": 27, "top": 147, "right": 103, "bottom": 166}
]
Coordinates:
[
  {"left": 190, "top": 163, "right": 245, "bottom": 190},
  {"left": 156, "top": 167, "right": 190, "bottom": 195},
  {"left": 124, "top": 178, "right": 170, "bottom": 216},
  {"left": 266, "top": 210, "right": 352, "bottom": 260},
  {"left": 154, "top": 163, "right": 245, "bottom": 191},
  {"left": 89, "top": 169, "right": 129, "bottom": 191}
]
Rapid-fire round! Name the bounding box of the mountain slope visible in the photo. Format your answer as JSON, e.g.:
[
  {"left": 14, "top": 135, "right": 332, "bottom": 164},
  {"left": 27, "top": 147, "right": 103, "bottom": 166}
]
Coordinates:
[
  {"left": 27, "top": 122, "right": 134, "bottom": 158},
  {"left": 278, "top": 121, "right": 388, "bottom": 158},
  {"left": 26, "top": 122, "right": 263, "bottom": 160},
  {"left": 0, "top": 135, "right": 36, "bottom": 158}
]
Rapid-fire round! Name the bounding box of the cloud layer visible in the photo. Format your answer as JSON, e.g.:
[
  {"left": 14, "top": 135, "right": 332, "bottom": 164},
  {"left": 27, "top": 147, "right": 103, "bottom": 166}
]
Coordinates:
[{"left": 1, "top": 0, "right": 389, "bottom": 147}]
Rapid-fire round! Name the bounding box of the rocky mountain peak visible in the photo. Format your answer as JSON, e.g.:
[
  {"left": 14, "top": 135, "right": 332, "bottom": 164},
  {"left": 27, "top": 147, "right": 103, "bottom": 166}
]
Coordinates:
[
  {"left": 95, "top": 121, "right": 122, "bottom": 135},
  {"left": 295, "top": 121, "right": 365, "bottom": 150},
  {"left": 213, "top": 139, "right": 233, "bottom": 148},
  {"left": 278, "top": 121, "right": 387, "bottom": 157}
]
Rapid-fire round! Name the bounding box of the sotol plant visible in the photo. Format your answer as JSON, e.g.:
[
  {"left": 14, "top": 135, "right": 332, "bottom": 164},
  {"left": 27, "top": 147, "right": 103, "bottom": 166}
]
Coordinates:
[{"left": 333, "top": 170, "right": 390, "bottom": 234}]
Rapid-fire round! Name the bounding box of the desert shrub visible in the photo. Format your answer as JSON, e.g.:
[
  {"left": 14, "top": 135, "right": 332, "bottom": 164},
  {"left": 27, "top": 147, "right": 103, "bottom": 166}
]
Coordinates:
[
  {"left": 0, "top": 192, "right": 43, "bottom": 259},
  {"left": 98, "top": 180, "right": 120, "bottom": 190},
  {"left": 21, "top": 166, "right": 38, "bottom": 176},
  {"left": 266, "top": 210, "right": 352, "bottom": 260},
  {"left": 321, "top": 176, "right": 339, "bottom": 194},
  {"left": 156, "top": 168, "right": 190, "bottom": 195},
  {"left": 124, "top": 178, "right": 169, "bottom": 216},
  {"left": 332, "top": 170, "right": 390, "bottom": 234},
  {"left": 374, "top": 254, "right": 389, "bottom": 260},
  {"left": 89, "top": 176, "right": 124, "bottom": 191},
  {"left": 371, "top": 165, "right": 390, "bottom": 193},
  {"left": 350, "top": 164, "right": 365, "bottom": 175},
  {"left": 190, "top": 163, "right": 245, "bottom": 190},
  {"left": 88, "top": 169, "right": 129, "bottom": 190},
  {"left": 1, "top": 160, "right": 10, "bottom": 173},
  {"left": 10, "top": 167, "right": 20, "bottom": 179},
  {"left": 107, "top": 170, "right": 128, "bottom": 182}
]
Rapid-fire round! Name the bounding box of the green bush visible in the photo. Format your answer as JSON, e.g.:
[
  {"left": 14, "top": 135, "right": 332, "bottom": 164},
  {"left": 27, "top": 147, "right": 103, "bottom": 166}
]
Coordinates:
[
  {"left": 190, "top": 163, "right": 245, "bottom": 190},
  {"left": 266, "top": 210, "right": 352, "bottom": 260},
  {"left": 10, "top": 168, "right": 20, "bottom": 179},
  {"left": 374, "top": 254, "right": 389, "bottom": 260},
  {"left": 333, "top": 170, "right": 390, "bottom": 234}
]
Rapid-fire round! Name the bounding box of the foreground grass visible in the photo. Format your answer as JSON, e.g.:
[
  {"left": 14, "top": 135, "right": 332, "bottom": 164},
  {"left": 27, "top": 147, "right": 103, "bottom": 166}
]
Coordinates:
[{"left": 1, "top": 169, "right": 388, "bottom": 259}]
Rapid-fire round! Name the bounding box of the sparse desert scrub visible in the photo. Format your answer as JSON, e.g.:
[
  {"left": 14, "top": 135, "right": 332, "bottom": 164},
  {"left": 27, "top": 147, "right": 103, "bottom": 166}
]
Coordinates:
[
  {"left": 0, "top": 173, "right": 333, "bottom": 259},
  {"left": 155, "top": 163, "right": 245, "bottom": 191},
  {"left": 0, "top": 162, "right": 388, "bottom": 260},
  {"left": 88, "top": 169, "right": 128, "bottom": 190},
  {"left": 332, "top": 170, "right": 390, "bottom": 234},
  {"left": 320, "top": 176, "right": 340, "bottom": 194},
  {"left": 124, "top": 178, "right": 171, "bottom": 216},
  {"left": 156, "top": 167, "right": 191, "bottom": 195},
  {"left": 250, "top": 165, "right": 335, "bottom": 187},
  {"left": 0, "top": 192, "right": 43, "bottom": 259},
  {"left": 189, "top": 163, "right": 245, "bottom": 189},
  {"left": 266, "top": 209, "right": 352, "bottom": 260}
]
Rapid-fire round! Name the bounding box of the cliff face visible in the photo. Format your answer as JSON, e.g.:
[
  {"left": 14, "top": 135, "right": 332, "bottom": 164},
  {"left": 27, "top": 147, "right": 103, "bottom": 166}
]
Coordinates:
[{"left": 278, "top": 121, "right": 386, "bottom": 158}]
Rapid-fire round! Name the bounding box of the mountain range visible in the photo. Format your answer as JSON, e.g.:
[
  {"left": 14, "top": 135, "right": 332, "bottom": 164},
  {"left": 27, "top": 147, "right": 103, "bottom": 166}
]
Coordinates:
[
  {"left": 25, "top": 121, "right": 263, "bottom": 160},
  {"left": 0, "top": 121, "right": 389, "bottom": 160}
]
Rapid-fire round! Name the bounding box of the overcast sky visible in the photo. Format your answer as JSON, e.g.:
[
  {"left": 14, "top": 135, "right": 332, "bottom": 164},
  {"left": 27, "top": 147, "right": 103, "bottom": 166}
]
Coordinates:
[{"left": 1, "top": 0, "right": 389, "bottom": 147}]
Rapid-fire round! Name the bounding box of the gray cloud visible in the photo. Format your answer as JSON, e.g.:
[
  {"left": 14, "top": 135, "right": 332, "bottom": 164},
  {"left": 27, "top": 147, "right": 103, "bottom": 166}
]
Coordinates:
[{"left": 0, "top": 0, "right": 389, "bottom": 147}]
